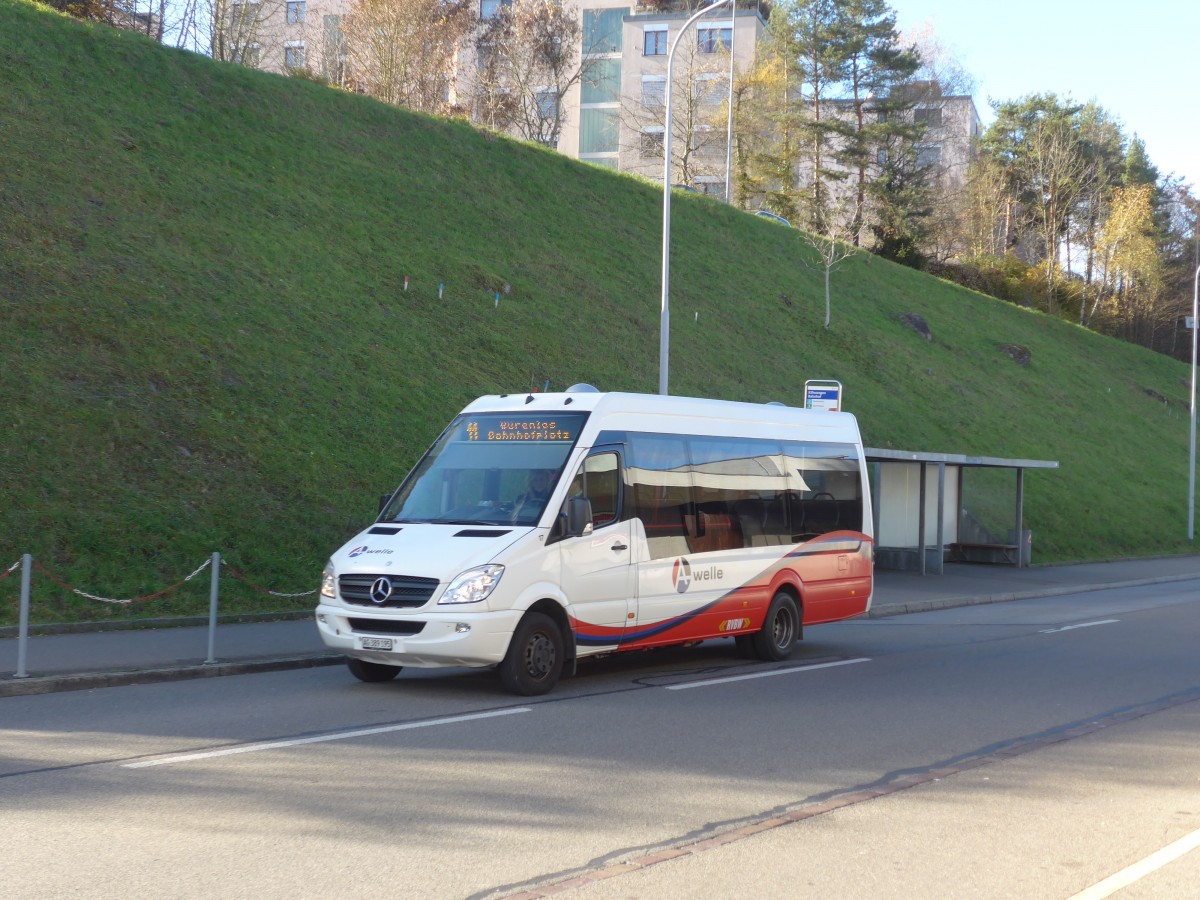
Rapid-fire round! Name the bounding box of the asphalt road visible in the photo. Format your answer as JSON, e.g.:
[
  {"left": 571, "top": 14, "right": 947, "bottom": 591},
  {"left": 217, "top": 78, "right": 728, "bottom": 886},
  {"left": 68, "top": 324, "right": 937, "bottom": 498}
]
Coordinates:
[{"left": 2, "top": 580, "right": 1198, "bottom": 899}]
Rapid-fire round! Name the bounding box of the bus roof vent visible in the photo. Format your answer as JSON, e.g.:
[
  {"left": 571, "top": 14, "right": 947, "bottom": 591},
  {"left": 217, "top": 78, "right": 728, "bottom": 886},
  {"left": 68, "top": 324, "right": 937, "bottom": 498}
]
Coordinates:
[
  {"left": 765, "top": 400, "right": 788, "bottom": 407},
  {"left": 566, "top": 383, "right": 600, "bottom": 393}
]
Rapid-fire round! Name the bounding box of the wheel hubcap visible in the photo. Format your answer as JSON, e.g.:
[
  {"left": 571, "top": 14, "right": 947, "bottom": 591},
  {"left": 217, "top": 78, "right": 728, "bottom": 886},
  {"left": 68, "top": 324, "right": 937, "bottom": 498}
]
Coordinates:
[
  {"left": 773, "top": 610, "right": 794, "bottom": 648},
  {"left": 525, "top": 633, "right": 556, "bottom": 678}
]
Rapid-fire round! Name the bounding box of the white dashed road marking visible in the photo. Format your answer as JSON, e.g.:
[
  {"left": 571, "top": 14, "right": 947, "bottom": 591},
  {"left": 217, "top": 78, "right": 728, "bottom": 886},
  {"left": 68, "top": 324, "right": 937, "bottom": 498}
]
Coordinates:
[
  {"left": 665, "top": 657, "right": 871, "bottom": 691},
  {"left": 124, "top": 708, "right": 531, "bottom": 769}
]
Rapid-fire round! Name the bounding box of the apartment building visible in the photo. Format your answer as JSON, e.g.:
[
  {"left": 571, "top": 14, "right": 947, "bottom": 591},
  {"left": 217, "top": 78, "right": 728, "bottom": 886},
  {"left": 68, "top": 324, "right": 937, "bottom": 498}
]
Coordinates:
[
  {"left": 225, "top": 0, "right": 976, "bottom": 226},
  {"left": 555, "top": 0, "right": 768, "bottom": 194},
  {"left": 805, "top": 88, "right": 981, "bottom": 208},
  {"left": 216, "top": 0, "right": 319, "bottom": 72},
  {"left": 884, "top": 86, "right": 981, "bottom": 197},
  {"left": 225, "top": 1, "right": 765, "bottom": 186}
]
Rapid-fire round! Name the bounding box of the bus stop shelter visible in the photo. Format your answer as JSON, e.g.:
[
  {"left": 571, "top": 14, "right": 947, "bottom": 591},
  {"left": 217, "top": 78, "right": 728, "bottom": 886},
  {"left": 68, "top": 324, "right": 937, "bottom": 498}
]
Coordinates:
[{"left": 865, "top": 448, "right": 1060, "bottom": 574}]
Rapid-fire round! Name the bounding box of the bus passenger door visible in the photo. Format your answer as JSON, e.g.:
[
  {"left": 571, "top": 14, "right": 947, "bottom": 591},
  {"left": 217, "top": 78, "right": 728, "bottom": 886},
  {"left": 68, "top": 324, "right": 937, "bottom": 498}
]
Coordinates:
[{"left": 557, "top": 450, "right": 634, "bottom": 649}]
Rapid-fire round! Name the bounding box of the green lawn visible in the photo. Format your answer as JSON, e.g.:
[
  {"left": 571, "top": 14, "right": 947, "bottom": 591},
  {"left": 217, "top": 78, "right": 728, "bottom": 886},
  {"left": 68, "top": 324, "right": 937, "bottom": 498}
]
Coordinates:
[{"left": 0, "top": 0, "right": 1194, "bottom": 625}]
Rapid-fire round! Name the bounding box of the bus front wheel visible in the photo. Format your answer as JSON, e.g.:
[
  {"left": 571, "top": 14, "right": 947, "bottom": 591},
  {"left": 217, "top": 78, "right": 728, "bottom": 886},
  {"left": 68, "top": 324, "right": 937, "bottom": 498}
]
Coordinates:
[
  {"left": 499, "top": 612, "right": 564, "bottom": 696},
  {"left": 752, "top": 592, "right": 799, "bottom": 661}
]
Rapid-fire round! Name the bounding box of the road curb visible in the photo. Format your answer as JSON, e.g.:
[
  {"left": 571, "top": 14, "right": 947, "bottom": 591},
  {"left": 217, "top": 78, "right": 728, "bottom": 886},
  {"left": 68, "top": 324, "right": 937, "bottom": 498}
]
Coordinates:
[{"left": 0, "top": 653, "right": 343, "bottom": 698}]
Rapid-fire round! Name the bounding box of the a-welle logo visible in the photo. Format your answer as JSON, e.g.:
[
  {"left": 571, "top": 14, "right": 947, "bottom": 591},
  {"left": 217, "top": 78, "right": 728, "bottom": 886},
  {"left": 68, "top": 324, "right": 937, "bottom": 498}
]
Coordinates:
[{"left": 671, "top": 558, "right": 723, "bottom": 593}]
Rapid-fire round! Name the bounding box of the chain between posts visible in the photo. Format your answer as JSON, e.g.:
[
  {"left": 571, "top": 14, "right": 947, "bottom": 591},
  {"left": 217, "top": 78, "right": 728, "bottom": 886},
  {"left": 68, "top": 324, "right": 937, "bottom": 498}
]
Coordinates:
[
  {"left": 5, "top": 555, "right": 317, "bottom": 677},
  {"left": 222, "top": 563, "right": 318, "bottom": 598},
  {"left": 10, "top": 558, "right": 315, "bottom": 606},
  {"left": 31, "top": 558, "right": 213, "bottom": 606}
]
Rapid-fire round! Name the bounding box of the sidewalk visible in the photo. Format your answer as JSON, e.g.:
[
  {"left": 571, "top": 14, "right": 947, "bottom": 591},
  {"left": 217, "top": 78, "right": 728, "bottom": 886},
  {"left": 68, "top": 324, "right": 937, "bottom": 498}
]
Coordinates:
[{"left": 3, "top": 556, "right": 1199, "bottom": 697}]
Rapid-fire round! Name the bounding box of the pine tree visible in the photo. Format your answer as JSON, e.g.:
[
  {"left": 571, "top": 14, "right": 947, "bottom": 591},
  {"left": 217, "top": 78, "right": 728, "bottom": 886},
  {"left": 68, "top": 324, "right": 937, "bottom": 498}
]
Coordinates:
[
  {"left": 773, "top": 0, "right": 853, "bottom": 235},
  {"left": 836, "top": 0, "right": 919, "bottom": 246}
]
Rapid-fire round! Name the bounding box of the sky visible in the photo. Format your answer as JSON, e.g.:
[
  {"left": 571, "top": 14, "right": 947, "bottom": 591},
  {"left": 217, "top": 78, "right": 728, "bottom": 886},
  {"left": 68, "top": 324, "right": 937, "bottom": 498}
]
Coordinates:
[{"left": 886, "top": 0, "right": 1199, "bottom": 191}]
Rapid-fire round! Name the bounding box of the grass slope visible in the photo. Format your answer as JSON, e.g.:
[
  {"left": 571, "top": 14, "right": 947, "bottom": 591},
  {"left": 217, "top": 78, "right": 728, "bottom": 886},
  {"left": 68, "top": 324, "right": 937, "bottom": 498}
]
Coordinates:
[{"left": 0, "top": 0, "right": 1194, "bottom": 625}]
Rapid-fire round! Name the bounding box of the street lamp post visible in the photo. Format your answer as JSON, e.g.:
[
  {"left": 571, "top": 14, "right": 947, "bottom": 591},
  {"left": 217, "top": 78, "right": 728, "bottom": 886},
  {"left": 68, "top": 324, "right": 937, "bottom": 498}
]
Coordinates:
[
  {"left": 724, "top": 7, "right": 736, "bottom": 203},
  {"left": 1190, "top": 263, "right": 1198, "bottom": 541},
  {"left": 660, "top": 0, "right": 734, "bottom": 396}
]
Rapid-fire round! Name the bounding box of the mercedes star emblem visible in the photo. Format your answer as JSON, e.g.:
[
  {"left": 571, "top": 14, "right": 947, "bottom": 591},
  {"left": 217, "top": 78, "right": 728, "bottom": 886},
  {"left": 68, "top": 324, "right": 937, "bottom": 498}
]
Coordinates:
[{"left": 369, "top": 577, "right": 393, "bottom": 604}]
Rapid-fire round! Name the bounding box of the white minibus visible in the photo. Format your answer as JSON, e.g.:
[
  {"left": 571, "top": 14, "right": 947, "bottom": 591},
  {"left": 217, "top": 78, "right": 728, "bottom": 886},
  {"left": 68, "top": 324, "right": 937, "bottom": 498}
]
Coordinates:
[{"left": 316, "top": 387, "right": 874, "bottom": 694}]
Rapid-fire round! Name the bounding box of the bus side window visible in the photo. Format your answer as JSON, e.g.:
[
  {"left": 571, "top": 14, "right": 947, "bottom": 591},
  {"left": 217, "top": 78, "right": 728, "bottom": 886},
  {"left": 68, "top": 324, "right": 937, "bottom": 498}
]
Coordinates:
[
  {"left": 783, "top": 441, "right": 864, "bottom": 538},
  {"left": 628, "top": 434, "right": 692, "bottom": 559},
  {"left": 582, "top": 452, "right": 620, "bottom": 527}
]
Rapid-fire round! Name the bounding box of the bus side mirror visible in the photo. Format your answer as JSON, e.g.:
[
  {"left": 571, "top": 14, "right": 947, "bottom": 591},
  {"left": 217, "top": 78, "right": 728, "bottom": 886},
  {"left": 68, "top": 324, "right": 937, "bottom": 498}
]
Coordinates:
[{"left": 566, "top": 497, "right": 594, "bottom": 537}]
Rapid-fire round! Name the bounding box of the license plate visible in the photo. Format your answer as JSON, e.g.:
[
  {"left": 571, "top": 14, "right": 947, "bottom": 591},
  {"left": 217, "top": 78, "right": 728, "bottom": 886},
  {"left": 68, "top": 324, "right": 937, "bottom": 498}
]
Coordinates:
[{"left": 360, "top": 637, "right": 394, "bottom": 651}]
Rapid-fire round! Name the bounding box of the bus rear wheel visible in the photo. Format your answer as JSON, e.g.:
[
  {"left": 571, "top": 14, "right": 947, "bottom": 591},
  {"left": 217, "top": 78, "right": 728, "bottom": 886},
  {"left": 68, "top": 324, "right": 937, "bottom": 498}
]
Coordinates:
[
  {"left": 346, "top": 657, "right": 402, "bottom": 683},
  {"left": 752, "top": 592, "right": 799, "bottom": 661},
  {"left": 499, "top": 612, "right": 564, "bottom": 696}
]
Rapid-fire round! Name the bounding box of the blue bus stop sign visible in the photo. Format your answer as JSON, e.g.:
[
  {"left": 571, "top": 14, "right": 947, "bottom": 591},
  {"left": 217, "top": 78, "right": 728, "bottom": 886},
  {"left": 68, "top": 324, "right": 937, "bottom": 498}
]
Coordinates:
[{"left": 804, "top": 380, "right": 842, "bottom": 412}]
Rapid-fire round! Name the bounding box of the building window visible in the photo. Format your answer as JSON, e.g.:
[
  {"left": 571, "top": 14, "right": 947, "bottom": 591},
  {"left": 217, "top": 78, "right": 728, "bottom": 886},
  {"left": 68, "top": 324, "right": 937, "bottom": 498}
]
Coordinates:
[
  {"left": 641, "top": 74, "right": 666, "bottom": 110},
  {"left": 582, "top": 58, "right": 621, "bottom": 104},
  {"left": 694, "top": 72, "right": 727, "bottom": 107},
  {"left": 535, "top": 89, "right": 559, "bottom": 121},
  {"left": 692, "top": 127, "right": 726, "bottom": 158},
  {"left": 480, "top": 0, "right": 511, "bottom": 20},
  {"left": 643, "top": 25, "right": 667, "bottom": 56},
  {"left": 286, "top": 0, "right": 305, "bottom": 24},
  {"left": 695, "top": 177, "right": 724, "bottom": 197},
  {"left": 916, "top": 144, "right": 942, "bottom": 167},
  {"left": 583, "top": 8, "right": 627, "bottom": 55},
  {"left": 284, "top": 41, "right": 305, "bottom": 70},
  {"left": 476, "top": 40, "right": 494, "bottom": 70},
  {"left": 640, "top": 127, "right": 664, "bottom": 159},
  {"left": 697, "top": 24, "right": 731, "bottom": 54},
  {"left": 229, "top": 0, "right": 259, "bottom": 25},
  {"left": 231, "top": 43, "right": 261, "bottom": 67},
  {"left": 580, "top": 108, "right": 619, "bottom": 154},
  {"left": 914, "top": 107, "right": 943, "bottom": 127}
]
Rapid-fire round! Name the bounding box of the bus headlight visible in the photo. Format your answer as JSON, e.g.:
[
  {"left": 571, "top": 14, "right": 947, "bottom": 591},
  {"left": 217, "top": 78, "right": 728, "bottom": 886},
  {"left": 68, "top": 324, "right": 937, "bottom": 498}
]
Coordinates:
[
  {"left": 440, "top": 565, "right": 504, "bottom": 604},
  {"left": 320, "top": 562, "right": 336, "bottom": 599}
]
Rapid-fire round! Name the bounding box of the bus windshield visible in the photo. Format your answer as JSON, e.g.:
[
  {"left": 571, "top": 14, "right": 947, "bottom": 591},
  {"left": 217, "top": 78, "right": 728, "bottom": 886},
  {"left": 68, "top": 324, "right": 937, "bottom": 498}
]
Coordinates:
[{"left": 380, "top": 411, "right": 589, "bottom": 527}]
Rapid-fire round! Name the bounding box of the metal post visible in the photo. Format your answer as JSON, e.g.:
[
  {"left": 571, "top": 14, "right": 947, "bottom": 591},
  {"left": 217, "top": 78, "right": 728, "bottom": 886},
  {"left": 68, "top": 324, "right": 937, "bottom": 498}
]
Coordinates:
[
  {"left": 870, "top": 461, "right": 882, "bottom": 551},
  {"left": 205, "top": 552, "right": 220, "bottom": 664},
  {"left": 15, "top": 554, "right": 31, "bottom": 678},
  {"left": 1190, "top": 265, "right": 1199, "bottom": 541},
  {"left": 917, "top": 463, "right": 927, "bottom": 575},
  {"left": 724, "top": 7, "right": 736, "bottom": 203},
  {"left": 934, "top": 463, "right": 945, "bottom": 575},
  {"left": 957, "top": 466, "right": 965, "bottom": 546},
  {"left": 660, "top": 0, "right": 733, "bottom": 396},
  {"left": 1015, "top": 468, "right": 1026, "bottom": 567}
]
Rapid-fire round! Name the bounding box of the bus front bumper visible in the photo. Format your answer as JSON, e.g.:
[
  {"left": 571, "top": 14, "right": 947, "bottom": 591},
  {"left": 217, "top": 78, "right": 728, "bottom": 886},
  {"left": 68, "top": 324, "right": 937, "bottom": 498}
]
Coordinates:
[{"left": 315, "top": 604, "right": 520, "bottom": 669}]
